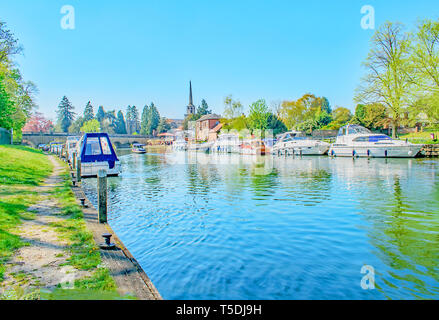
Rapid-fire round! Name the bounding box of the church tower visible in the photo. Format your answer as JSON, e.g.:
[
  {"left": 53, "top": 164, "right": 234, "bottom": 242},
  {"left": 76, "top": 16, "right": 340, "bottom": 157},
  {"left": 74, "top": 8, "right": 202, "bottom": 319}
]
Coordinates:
[{"left": 185, "top": 81, "right": 196, "bottom": 117}]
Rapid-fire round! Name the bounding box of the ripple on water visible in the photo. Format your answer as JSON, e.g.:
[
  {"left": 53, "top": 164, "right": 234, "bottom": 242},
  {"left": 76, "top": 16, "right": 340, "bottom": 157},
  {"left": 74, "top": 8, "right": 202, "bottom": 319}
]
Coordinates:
[{"left": 81, "top": 154, "right": 439, "bottom": 300}]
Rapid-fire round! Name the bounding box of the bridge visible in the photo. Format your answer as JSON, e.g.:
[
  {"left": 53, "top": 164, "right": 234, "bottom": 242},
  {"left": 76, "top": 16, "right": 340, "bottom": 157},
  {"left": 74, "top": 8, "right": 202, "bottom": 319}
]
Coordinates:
[{"left": 22, "top": 132, "right": 152, "bottom": 148}]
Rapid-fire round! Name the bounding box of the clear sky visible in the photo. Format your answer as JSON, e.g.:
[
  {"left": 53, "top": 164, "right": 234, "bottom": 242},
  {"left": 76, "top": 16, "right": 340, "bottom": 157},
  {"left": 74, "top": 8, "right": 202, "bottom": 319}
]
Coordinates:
[{"left": 1, "top": 0, "right": 438, "bottom": 121}]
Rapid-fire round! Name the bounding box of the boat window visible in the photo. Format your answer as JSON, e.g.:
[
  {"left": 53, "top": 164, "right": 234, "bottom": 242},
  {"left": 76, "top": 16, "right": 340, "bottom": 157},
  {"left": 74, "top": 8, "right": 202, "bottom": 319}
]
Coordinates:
[
  {"left": 100, "top": 137, "right": 112, "bottom": 155},
  {"left": 369, "top": 135, "right": 392, "bottom": 142},
  {"left": 85, "top": 138, "right": 102, "bottom": 156},
  {"left": 353, "top": 137, "right": 369, "bottom": 142}
]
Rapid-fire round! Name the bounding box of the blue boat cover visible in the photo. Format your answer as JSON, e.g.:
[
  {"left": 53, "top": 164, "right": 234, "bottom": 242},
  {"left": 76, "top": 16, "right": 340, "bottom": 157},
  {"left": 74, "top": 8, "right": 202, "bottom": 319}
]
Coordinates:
[
  {"left": 79, "top": 133, "right": 119, "bottom": 169},
  {"left": 369, "top": 135, "right": 391, "bottom": 142}
]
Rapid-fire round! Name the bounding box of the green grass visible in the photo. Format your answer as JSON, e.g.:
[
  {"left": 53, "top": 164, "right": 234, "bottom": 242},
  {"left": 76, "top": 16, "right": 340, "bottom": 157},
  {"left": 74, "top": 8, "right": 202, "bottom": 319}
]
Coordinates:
[
  {"left": 398, "top": 130, "right": 439, "bottom": 144},
  {"left": 47, "top": 168, "right": 119, "bottom": 295},
  {"left": 0, "top": 145, "right": 52, "bottom": 281}
]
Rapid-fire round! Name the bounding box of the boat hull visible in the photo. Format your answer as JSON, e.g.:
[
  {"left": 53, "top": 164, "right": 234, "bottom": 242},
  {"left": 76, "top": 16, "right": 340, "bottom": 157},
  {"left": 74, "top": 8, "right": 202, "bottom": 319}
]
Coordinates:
[
  {"left": 329, "top": 145, "right": 423, "bottom": 158},
  {"left": 273, "top": 144, "right": 329, "bottom": 156},
  {"left": 81, "top": 161, "right": 122, "bottom": 178}
]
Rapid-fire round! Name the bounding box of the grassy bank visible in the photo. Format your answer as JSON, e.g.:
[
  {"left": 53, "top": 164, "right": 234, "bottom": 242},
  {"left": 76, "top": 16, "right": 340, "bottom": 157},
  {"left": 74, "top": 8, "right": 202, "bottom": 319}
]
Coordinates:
[
  {"left": 0, "top": 146, "right": 52, "bottom": 281},
  {"left": 398, "top": 130, "right": 439, "bottom": 144},
  {"left": 0, "top": 145, "right": 130, "bottom": 300}
]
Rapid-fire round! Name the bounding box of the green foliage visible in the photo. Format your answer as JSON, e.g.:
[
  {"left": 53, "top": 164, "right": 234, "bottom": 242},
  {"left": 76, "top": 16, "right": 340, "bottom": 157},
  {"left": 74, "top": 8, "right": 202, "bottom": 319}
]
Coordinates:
[
  {"left": 157, "top": 117, "right": 171, "bottom": 134},
  {"left": 126, "top": 105, "right": 140, "bottom": 134},
  {"left": 101, "top": 110, "right": 117, "bottom": 134},
  {"left": 96, "top": 106, "right": 105, "bottom": 123},
  {"left": 223, "top": 95, "right": 244, "bottom": 119},
  {"left": 115, "top": 110, "right": 127, "bottom": 134},
  {"left": 56, "top": 96, "right": 75, "bottom": 133},
  {"left": 267, "top": 113, "right": 287, "bottom": 136},
  {"left": 83, "top": 101, "right": 94, "bottom": 122},
  {"left": 80, "top": 119, "right": 100, "bottom": 133},
  {"left": 248, "top": 99, "right": 270, "bottom": 131},
  {"left": 0, "top": 76, "right": 14, "bottom": 129},
  {"left": 197, "top": 99, "right": 211, "bottom": 116},
  {"left": 140, "top": 103, "right": 160, "bottom": 136},
  {"left": 68, "top": 116, "right": 85, "bottom": 134},
  {"left": 355, "top": 22, "right": 413, "bottom": 137}
]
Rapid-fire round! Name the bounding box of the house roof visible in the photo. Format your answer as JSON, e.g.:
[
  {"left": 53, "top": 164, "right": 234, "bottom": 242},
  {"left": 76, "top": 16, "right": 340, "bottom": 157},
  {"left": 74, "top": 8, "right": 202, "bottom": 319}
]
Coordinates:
[
  {"left": 210, "top": 123, "right": 223, "bottom": 133},
  {"left": 196, "top": 114, "right": 221, "bottom": 122}
]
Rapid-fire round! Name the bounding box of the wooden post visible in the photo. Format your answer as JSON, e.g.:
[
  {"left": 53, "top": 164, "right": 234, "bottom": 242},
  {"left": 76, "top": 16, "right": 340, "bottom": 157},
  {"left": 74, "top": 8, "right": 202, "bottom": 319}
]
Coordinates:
[
  {"left": 76, "top": 158, "right": 81, "bottom": 183},
  {"left": 72, "top": 153, "right": 76, "bottom": 170},
  {"left": 97, "top": 169, "right": 108, "bottom": 223}
]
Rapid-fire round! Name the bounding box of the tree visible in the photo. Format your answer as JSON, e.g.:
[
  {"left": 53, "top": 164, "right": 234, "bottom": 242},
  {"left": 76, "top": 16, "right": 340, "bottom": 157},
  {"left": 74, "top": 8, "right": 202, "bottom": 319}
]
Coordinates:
[
  {"left": 410, "top": 19, "right": 439, "bottom": 91},
  {"left": 101, "top": 110, "right": 117, "bottom": 133},
  {"left": 0, "top": 75, "right": 13, "bottom": 129},
  {"left": 332, "top": 107, "right": 352, "bottom": 125},
  {"left": 0, "top": 21, "right": 23, "bottom": 63},
  {"left": 140, "top": 105, "right": 150, "bottom": 135},
  {"left": 56, "top": 96, "right": 75, "bottom": 133},
  {"left": 96, "top": 106, "right": 105, "bottom": 123},
  {"left": 115, "top": 110, "right": 127, "bottom": 134},
  {"left": 355, "top": 22, "right": 413, "bottom": 138},
  {"left": 279, "top": 99, "right": 306, "bottom": 130},
  {"left": 22, "top": 112, "right": 54, "bottom": 133},
  {"left": 68, "top": 116, "right": 84, "bottom": 133},
  {"left": 80, "top": 119, "right": 100, "bottom": 133},
  {"left": 83, "top": 101, "right": 94, "bottom": 121},
  {"left": 223, "top": 95, "right": 243, "bottom": 119},
  {"left": 267, "top": 113, "right": 287, "bottom": 136},
  {"left": 248, "top": 99, "right": 270, "bottom": 131},
  {"left": 157, "top": 117, "right": 171, "bottom": 134},
  {"left": 362, "top": 103, "right": 387, "bottom": 130},
  {"left": 197, "top": 99, "right": 211, "bottom": 116}
]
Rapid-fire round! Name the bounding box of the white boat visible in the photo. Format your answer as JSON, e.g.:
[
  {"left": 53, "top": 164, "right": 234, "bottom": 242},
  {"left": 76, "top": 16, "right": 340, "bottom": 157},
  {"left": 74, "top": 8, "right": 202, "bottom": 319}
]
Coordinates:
[
  {"left": 240, "top": 139, "right": 267, "bottom": 155},
  {"left": 76, "top": 133, "right": 122, "bottom": 177},
  {"left": 272, "top": 131, "right": 330, "bottom": 156},
  {"left": 329, "top": 124, "right": 423, "bottom": 158},
  {"left": 211, "top": 134, "right": 241, "bottom": 153},
  {"left": 188, "top": 141, "right": 214, "bottom": 153},
  {"left": 66, "top": 136, "right": 80, "bottom": 164}
]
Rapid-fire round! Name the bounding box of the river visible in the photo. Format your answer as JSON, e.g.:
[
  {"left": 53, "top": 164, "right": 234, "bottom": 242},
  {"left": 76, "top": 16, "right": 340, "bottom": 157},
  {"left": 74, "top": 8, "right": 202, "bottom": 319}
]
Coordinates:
[{"left": 81, "top": 149, "right": 439, "bottom": 300}]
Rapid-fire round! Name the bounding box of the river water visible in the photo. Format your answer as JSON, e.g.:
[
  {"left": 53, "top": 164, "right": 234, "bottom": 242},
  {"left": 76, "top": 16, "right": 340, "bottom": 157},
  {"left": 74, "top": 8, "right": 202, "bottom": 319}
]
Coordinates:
[{"left": 81, "top": 150, "right": 439, "bottom": 300}]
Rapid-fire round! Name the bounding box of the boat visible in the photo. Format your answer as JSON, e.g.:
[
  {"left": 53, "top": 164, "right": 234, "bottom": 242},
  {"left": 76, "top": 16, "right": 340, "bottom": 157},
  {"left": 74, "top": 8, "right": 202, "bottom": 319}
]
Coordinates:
[
  {"left": 240, "top": 139, "right": 267, "bottom": 155},
  {"left": 329, "top": 124, "right": 423, "bottom": 158},
  {"left": 188, "top": 141, "right": 214, "bottom": 153},
  {"left": 76, "top": 133, "right": 122, "bottom": 177},
  {"left": 132, "top": 143, "right": 146, "bottom": 154},
  {"left": 272, "top": 131, "right": 330, "bottom": 156},
  {"left": 66, "top": 136, "right": 80, "bottom": 164},
  {"left": 211, "top": 134, "right": 241, "bottom": 153},
  {"left": 173, "top": 135, "right": 188, "bottom": 151}
]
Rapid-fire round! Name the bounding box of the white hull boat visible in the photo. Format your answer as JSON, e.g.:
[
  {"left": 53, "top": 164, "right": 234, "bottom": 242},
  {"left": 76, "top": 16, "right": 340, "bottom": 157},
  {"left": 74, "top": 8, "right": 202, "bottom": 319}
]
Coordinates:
[
  {"left": 272, "top": 131, "right": 330, "bottom": 156},
  {"left": 329, "top": 124, "right": 423, "bottom": 158}
]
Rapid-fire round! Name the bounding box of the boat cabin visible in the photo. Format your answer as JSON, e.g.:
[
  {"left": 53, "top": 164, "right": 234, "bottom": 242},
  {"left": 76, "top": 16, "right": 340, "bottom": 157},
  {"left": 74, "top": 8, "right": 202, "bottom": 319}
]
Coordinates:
[{"left": 76, "top": 133, "right": 121, "bottom": 177}]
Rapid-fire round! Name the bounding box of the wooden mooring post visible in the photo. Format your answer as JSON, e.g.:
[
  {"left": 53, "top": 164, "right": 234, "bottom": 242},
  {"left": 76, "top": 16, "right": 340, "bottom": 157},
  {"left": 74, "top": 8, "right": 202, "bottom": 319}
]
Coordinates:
[
  {"left": 76, "top": 158, "right": 81, "bottom": 184},
  {"left": 72, "top": 152, "right": 76, "bottom": 170},
  {"left": 97, "top": 169, "right": 108, "bottom": 223}
]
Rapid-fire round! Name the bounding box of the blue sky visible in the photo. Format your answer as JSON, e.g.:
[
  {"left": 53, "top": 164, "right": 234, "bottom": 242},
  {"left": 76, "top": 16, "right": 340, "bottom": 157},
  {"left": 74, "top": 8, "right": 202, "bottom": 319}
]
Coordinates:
[{"left": 1, "top": 0, "right": 438, "bottom": 121}]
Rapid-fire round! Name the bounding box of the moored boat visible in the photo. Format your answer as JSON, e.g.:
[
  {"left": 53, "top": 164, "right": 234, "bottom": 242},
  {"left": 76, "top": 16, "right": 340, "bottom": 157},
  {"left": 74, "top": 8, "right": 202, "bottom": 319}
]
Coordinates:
[
  {"left": 132, "top": 143, "right": 147, "bottom": 154},
  {"left": 272, "top": 131, "right": 330, "bottom": 156},
  {"left": 212, "top": 133, "right": 241, "bottom": 153},
  {"left": 76, "top": 133, "right": 121, "bottom": 177},
  {"left": 240, "top": 139, "right": 266, "bottom": 155},
  {"left": 329, "top": 124, "right": 423, "bottom": 158}
]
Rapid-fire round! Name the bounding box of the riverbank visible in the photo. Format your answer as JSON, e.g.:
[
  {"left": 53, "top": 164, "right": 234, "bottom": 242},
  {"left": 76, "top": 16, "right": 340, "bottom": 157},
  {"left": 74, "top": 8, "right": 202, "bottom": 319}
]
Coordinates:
[{"left": 0, "top": 146, "right": 130, "bottom": 300}]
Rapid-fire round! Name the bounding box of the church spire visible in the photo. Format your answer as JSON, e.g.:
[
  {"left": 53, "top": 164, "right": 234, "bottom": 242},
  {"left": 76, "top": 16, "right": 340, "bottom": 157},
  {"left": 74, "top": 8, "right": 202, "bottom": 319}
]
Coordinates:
[
  {"left": 189, "top": 81, "right": 193, "bottom": 106},
  {"left": 186, "top": 81, "right": 195, "bottom": 117}
]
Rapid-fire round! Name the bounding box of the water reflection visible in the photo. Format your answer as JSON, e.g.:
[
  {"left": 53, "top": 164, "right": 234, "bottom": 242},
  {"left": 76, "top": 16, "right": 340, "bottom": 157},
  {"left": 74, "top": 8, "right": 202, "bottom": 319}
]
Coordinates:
[{"left": 82, "top": 151, "right": 439, "bottom": 300}]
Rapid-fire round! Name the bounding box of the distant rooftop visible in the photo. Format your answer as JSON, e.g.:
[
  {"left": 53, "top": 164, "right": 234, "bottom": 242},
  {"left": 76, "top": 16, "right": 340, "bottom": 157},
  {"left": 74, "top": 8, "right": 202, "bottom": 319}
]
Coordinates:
[{"left": 197, "top": 114, "right": 221, "bottom": 122}]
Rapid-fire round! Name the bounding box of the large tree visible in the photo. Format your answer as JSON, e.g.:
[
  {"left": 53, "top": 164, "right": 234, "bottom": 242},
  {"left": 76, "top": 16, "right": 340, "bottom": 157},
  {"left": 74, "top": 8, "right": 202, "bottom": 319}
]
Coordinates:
[
  {"left": 96, "top": 106, "right": 105, "bottom": 123},
  {"left": 197, "top": 99, "right": 211, "bottom": 116},
  {"left": 157, "top": 117, "right": 171, "bottom": 134},
  {"left": 115, "top": 110, "right": 127, "bottom": 134},
  {"left": 355, "top": 22, "right": 413, "bottom": 138},
  {"left": 56, "top": 96, "right": 75, "bottom": 132},
  {"left": 83, "top": 101, "right": 94, "bottom": 121},
  {"left": 22, "top": 112, "right": 54, "bottom": 133},
  {"left": 248, "top": 99, "right": 270, "bottom": 131}
]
